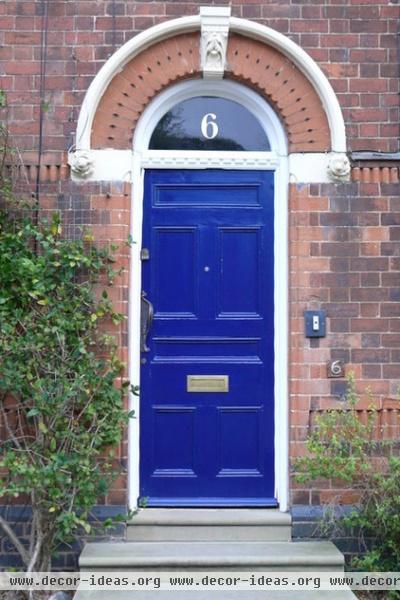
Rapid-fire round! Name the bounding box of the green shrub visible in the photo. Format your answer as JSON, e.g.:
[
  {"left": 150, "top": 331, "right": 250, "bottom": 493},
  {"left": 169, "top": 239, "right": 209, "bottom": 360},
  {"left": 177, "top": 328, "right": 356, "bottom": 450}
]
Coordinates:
[
  {"left": 295, "top": 375, "right": 400, "bottom": 582},
  {"left": 0, "top": 205, "right": 132, "bottom": 573}
]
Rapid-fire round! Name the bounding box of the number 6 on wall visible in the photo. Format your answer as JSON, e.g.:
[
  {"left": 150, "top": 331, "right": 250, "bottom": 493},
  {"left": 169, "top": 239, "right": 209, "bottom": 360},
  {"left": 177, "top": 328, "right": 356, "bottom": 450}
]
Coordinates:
[{"left": 201, "top": 113, "right": 219, "bottom": 140}]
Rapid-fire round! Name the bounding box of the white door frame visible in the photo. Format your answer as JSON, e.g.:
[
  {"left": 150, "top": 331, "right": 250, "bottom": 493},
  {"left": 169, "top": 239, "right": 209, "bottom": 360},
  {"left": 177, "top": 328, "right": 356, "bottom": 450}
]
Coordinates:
[{"left": 128, "top": 79, "right": 289, "bottom": 511}]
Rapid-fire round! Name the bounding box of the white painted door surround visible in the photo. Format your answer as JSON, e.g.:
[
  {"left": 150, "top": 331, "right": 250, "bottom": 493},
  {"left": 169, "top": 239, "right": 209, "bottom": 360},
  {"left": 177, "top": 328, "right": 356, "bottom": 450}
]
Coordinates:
[
  {"left": 68, "top": 8, "right": 349, "bottom": 513},
  {"left": 129, "top": 79, "right": 289, "bottom": 511}
]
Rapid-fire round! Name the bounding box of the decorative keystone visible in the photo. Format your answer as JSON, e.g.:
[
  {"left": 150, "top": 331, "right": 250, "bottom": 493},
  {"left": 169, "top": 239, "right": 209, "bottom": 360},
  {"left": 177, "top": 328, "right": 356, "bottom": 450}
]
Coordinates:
[
  {"left": 327, "top": 153, "right": 351, "bottom": 183},
  {"left": 200, "top": 6, "right": 231, "bottom": 80},
  {"left": 68, "top": 149, "right": 94, "bottom": 179}
]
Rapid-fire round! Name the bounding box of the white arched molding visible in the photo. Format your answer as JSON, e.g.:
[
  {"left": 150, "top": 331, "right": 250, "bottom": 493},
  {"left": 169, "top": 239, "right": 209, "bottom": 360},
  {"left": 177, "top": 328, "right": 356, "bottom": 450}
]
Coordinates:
[
  {"left": 134, "top": 79, "right": 287, "bottom": 157},
  {"left": 73, "top": 12, "right": 347, "bottom": 160}
]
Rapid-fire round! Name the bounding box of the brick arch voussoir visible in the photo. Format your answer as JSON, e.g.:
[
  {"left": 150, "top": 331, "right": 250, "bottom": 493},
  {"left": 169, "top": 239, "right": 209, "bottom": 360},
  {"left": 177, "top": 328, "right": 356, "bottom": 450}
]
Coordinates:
[
  {"left": 226, "top": 35, "right": 330, "bottom": 153},
  {"left": 91, "top": 32, "right": 331, "bottom": 153},
  {"left": 91, "top": 33, "right": 201, "bottom": 149}
]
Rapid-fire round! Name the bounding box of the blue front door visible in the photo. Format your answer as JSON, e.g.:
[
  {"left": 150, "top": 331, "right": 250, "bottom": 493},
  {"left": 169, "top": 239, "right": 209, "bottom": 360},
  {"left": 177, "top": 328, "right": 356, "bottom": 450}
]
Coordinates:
[{"left": 139, "top": 169, "right": 276, "bottom": 506}]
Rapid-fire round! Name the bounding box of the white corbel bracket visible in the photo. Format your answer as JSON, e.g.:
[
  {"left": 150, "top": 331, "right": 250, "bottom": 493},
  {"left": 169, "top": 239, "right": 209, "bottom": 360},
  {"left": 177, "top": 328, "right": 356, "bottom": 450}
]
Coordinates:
[
  {"left": 200, "top": 6, "right": 231, "bottom": 80},
  {"left": 68, "top": 148, "right": 95, "bottom": 181},
  {"left": 327, "top": 152, "right": 351, "bottom": 183}
]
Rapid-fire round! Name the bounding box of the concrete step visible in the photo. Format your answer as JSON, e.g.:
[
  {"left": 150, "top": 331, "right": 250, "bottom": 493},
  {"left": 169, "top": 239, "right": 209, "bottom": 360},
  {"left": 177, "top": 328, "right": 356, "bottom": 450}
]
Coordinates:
[
  {"left": 76, "top": 538, "right": 356, "bottom": 599},
  {"left": 79, "top": 540, "right": 345, "bottom": 571},
  {"left": 127, "top": 508, "right": 292, "bottom": 542}
]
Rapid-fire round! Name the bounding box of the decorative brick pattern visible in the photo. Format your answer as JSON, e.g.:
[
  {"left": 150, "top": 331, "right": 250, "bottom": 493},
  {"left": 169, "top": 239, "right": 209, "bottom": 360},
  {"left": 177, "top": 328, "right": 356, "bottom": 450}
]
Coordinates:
[
  {"left": 2, "top": 1, "right": 398, "bottom": 159},
  {"left": 92, "top": 33, "right": 200, "bottom": 149},
  {"left": 10, "top": 162, "right": 70, "bottom": 183},
  {"left": 226, "top": 34, "right": 330, "bottom": 152},
  {"left": 310, "top": 397, "right": 400, "bottom": 441},
  {"left": 352, "top": 166, "right": 399, "bottom": 183},
  {"left": 91, "top": 32, "right": 331, "bottom": 152}
]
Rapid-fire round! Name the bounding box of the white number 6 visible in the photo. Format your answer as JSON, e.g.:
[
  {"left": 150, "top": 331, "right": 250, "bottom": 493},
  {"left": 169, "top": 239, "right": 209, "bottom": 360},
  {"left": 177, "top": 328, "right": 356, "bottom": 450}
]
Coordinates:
[{"left": 201, "top": 113, "right": 219, "bottom": 140}]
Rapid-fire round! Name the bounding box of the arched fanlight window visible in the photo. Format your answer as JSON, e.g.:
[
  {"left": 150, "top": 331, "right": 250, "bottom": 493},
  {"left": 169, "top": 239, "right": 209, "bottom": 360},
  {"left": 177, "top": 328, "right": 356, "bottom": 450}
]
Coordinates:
[{"left": 149, "top": 96, "right": 271, "bottom": 151}]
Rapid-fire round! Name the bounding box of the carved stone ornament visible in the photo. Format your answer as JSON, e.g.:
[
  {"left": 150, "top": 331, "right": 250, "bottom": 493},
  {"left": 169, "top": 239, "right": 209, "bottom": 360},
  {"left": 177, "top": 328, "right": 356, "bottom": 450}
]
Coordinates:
[
  {"left": 68, "top": 149, "right": 94, "bottom": 179},
  {"left": 327, "top": 153, "right": 351, "bottom": 183},
  {"left": 200, "top": 6, "right": 231, "bottom": 80}
]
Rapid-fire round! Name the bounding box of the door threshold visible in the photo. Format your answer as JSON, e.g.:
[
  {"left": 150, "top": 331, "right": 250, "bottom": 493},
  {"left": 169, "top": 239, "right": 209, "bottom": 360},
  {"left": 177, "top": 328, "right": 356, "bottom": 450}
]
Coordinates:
[{"left": 141, "top": 497, "right": 279, "bottom": 508}]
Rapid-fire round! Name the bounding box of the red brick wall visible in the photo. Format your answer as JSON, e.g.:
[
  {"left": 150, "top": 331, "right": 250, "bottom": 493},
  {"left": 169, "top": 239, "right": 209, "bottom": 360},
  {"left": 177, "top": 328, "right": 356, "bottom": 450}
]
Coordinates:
[
  {"left": 289, "top": 180, "right": 400, "bottom": 504},
  {"left": 1, "top": 0, "right": 400, "bottom": 509},
  {"left": 1, "top": 0, "right": 399, "bottom": 159}
]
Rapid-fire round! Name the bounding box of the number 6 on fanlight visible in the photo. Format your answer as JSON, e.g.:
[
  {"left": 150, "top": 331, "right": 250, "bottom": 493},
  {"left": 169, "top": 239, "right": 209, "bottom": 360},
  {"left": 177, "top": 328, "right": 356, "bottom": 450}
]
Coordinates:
[{"left": 201, "top": 113, "right": 219, "bottom": 140}]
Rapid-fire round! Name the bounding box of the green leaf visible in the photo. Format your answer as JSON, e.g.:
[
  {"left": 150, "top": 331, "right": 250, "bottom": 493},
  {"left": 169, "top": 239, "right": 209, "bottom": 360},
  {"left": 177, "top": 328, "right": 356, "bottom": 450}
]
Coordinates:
[
  {"left": 0, "top": 89, "right": 7, "bottom": 107},
  {"left": 37, "top": 298, "right": 49, "bottom": 306},
  {"left": 83, "top": 522, "right": 91, "bottom": 534},
  {"left": 27, "top": 408, "right": 40, "bottom": 418},
  {"left": 38, "top": 422, "right": 48, "bottom": 434},
  {"left": 126, "top": 234, "right": 136, "bottom": 247}
]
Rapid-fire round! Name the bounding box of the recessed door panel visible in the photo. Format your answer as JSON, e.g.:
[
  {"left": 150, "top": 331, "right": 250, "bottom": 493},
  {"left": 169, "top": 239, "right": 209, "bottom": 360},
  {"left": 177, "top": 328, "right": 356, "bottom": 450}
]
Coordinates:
[
  {"left": 152, "top": 406, "right": 197, "bottom": 475},
  {"left": 219, "top": 228, "right": 261, "bottom": 317},
  {"left": 154, "top": 183, "right": 262, "bottom": 207},
  {"left": 154, "top": 227, "right": 198, "bottom": 317},
  {"left": 218, "top": 406, "right": 263, "bottom": 475},
  {"left": 152, "top": 337, "right": 262, "bottom": 363},
  {"left": 140, "top": 169, "right": 275, "bottom": 506}
]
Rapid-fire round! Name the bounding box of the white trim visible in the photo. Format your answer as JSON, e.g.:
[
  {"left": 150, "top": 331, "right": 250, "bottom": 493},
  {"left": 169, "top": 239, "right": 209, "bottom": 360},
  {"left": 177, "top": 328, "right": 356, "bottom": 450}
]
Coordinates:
[
  {"left": 133, "top": 80, "right": 287, "bottom": 156},
  {"left": 140, "top": 151, "right": 280, "bottom": 170},
  {"left": 128, "top": 154, "right": 144, "bottom": 513},
  {"left": 75, "top": 12, "right": 346, "bottom": 154},
  {"left": 70, "top": 149, "right": 131, "bottom": 182},
  {"left": 273, "top": 159, "right": 289, "bottom": 513},
  {"left": 128, "top": 79, "right": 289, "bottom": 513},
  {"left": 289, "top": 153, "right": 342, "bottom": 184},
  {"left": 70, "top": 148, "right": 346, "bottom": 183}
]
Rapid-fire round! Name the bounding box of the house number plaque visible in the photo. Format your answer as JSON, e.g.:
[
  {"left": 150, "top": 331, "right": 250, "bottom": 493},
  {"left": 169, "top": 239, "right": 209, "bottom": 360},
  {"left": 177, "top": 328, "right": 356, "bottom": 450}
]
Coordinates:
[{"left": 187, "top": 375, "right": 229, "bottom": 393}]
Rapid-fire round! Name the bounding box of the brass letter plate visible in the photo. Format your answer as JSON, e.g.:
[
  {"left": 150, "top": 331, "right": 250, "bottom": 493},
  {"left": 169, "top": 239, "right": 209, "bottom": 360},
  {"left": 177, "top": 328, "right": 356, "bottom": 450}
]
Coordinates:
[{"left": 187, "top": 375, "right": 229, "bottom": 393}]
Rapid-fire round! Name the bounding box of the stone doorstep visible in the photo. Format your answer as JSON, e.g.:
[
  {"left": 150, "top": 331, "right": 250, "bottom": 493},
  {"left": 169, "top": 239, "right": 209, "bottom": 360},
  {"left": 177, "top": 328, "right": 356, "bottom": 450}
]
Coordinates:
[
  {"left": 127, "top": 508, "right": 292, "bottom": 542},
  {"left": 76, "top": 512, "right": 356, "bottom": 598},
  {"left": 79, "top": 540, "right": 345, "bottom": 570},
  {"left": 127, "top": 508, "right": 292, "bottom": 526}
]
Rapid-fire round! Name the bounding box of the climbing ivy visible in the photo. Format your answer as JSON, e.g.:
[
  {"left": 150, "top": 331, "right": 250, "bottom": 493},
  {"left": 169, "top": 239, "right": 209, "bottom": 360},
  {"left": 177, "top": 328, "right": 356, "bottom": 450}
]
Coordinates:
[{"left": 0, "top": 200, "right": 132, "bottom": 573}]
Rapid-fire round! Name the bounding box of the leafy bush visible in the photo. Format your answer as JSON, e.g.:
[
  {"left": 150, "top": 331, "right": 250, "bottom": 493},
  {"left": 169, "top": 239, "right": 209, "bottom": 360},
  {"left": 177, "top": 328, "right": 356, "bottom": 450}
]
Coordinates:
[
  {"left": 295, "top": 375, "right": 400, "bottom": 579},
  {"left": 0, "top": 204, "right": 132, "bottom": 573}
]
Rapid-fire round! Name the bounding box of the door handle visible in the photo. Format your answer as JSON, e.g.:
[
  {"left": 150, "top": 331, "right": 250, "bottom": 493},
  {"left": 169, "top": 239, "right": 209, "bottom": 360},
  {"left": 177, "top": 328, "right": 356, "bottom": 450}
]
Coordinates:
[{"left": 140, "top": 291, "right": 154, "bottom": 352}]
